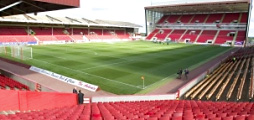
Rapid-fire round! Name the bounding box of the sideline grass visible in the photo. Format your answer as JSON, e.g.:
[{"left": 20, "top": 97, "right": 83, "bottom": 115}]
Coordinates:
[
  {"left": 0, "top": 41, "right": 231, "bottom": 94},
  {"left": 136, "top": 46, "right": 233, "bottom": 94}
]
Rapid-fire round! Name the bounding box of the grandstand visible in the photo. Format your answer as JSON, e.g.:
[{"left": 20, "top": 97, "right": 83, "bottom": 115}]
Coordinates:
[
  {"left": 145, "top": 0, "right": 250, "bottom": 46},
  {"left": 1, "top": 0, "right": 254, "bottom": 119},
  {"left": 184, "top": 46, "right": 254, "bottom": 102},
  {"left": 0, "top": 14, "right": 141, "bottom": 45}
]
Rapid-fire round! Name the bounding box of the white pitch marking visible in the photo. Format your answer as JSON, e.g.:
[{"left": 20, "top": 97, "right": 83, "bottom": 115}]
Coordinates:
[
  {"left": 71, "top": 49, "right": 131, "bottom": 61},
  {"left": 81, "top": 60, "right": 132, "bottom": 70},
  {"left": 32, "top": 58, "right": 142, "bottom": 89},
  {"left": 33, "top": 52, "right": 67, "bottom": 60}
]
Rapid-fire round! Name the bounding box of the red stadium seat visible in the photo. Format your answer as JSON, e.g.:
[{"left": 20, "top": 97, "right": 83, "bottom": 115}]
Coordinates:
[{"left": 0, "top": 75, "right": 29, "bottom": 91}]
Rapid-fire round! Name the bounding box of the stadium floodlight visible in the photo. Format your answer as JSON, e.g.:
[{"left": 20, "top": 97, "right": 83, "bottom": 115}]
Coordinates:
[{"left": 11, "top": 46, "right": 33, "bottom": 60}]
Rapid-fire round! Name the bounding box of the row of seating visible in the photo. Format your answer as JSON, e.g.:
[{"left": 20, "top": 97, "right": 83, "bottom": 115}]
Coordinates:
[
  {"left": 0, "top": 27, "right": 131, "bottom": 43},
  {"left": 0, "top": 75, "right": 29, "bottom": 91},
  {"left": 157, "top": 13, "right": 247, "bottom": 24},
  {"left": 185, "top": 47, "right": 254, "bottom": 101},
  {"left": 215, "top": 60, "right": 239, "bottom": 101},
  {"left": 226, "top": 56, "right": 246, "bottom": 101},
  {"left": 0, "top": 27, "right": 37, "bottom": 42},
  {"left": 147, "top": 29, "right": 245, "bottom": 45},
  {"left": 186, "top": 62, "right": 230, "bottom": 100},
  {"left": 1, "top": 100, "right": 254, "bottom": 120},
  {"left": 236, "top": 57, "right": 250, "bottom": 100},
  {"left": 249, "top": 58, "right": 254, "bottom": 99}
]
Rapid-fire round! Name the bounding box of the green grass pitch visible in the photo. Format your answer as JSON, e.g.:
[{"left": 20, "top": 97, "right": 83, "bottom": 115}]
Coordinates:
[{"left": 0, "top": 41, "right": 232, "bottom": 94}]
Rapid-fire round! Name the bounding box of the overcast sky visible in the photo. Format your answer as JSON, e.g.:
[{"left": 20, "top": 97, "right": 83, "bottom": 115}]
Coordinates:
[
  {"left": 39, "top": 0, "right": 151, "bottom": 33},
  {"left": 39, "top": 0, "right": 253, "bottom": 36}
]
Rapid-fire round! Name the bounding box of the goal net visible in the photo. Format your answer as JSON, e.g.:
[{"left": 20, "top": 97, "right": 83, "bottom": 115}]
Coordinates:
[
  {"left": 11, "top": 46, "right": 33, "bottom": 60},
  {"left": 0, "top": 46, "right": 6, "bottom": 54}
]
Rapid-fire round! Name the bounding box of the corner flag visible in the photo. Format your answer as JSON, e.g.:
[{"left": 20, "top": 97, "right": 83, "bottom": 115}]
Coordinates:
[
  {"left": 141, "top": 76, "right": 145, "bottom": 80},
  {"left": 141, "top": 76, "right": 145, "bottom": 89}
]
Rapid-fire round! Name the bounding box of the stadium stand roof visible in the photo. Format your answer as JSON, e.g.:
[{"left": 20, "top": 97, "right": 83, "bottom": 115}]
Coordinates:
[
  {"left": 94, "top": 19, "right": 142, "bottom": 28},
  {"left": 0, "top": 0, "right": 79, "bottom": 16},
  {"left": 0, "top": 14, "right": 141, "bottom": 28},
  {"left": 145, "top": 0, "right": 249, "bottom": 13}
]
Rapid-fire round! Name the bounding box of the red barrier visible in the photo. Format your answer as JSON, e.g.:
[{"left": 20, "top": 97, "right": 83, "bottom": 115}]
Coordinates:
[
  {"left": 0, "top": 90, "right": 77, "bottom": 111},
  {"left": 19, "top": 92, "right": 28, "bottom": 111},
  {"left": 24, "top": 91, "right": 77, "bottom": 110},
  {"left": 0, "top": 90, "right": 19, "bottom": 111}
]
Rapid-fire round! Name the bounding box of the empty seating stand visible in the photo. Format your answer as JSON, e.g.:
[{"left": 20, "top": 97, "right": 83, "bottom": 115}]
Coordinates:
[
  {"left": 71, "top": 28, "right": 88, "bottom": 40},
  {"left": 0, "top": 75, "right": 29, "bottom": 91},
  {"left": 53, "top": 28, "right": 72, "bottom": 41},
  {"left": 222, "top": 13, "right": 240, "bottom": 23},
  {"left": 0, "top": 27, "right": 36, "bottom": 43},
  {"left": 196, "top": 30, "right": 217, "bottom": 43},
  {"left": 185, "top": 47, "right": 254, "bottom": 102},
  {"left": 147, "top": 12, "right": 248, "bottom": 45},
  {"left": 115, "top": 30, "right": 130, "bottom": 39},
  {"left": 181, "top": 30, "right": 201, "bottom": 42},
  {"left": 32, "top": 28, "right": 58, "bottom": 41},
  {"left": 101, "top": 29, "right": 118, "bottom": 40},
  {"left": 190, "top": 14, "right": 208, "bottom": 23},
  {"left": 146, "top": 29, "right": 159, "bottom": 40},
  {"left": 167, "top": 30, "right": 185, "bottom": 41},
  {"left": 179, "top": 15, "right": 193, "bottom": 23},
  {"left": 235, "top": 31, "right": 246, "bottom": 44},
  {"left": 205, "top": 14, "right": 223, "bottom": 23},
  {"left": 1, "top": 100, "right": 254, "bottom": 120},
  {"left": 86, "top": 29, "right": 102, "bottom": 41},
  {"left": 166, "top": 15, "right": 181, "bottom": 23},
  {"left": 214, "top": 30, "right": 235, "bottom": 44},
  {"left": 157, "top": 16, "right": 169, "bottom": 24},
  {"left": 158, "top": 13, "right": 245, "bottom": 24},
  {"left": 155, "top": 29, "right": 172, "bottom": 41},
  {"left": 31, "top": 28, "right": 131, "bottom": 42},
  {"left": 240, "top": 13, "right": 248, "bottom": 23}
]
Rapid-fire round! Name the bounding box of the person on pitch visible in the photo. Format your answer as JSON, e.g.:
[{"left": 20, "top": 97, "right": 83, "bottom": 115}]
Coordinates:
[
  {"left": 177, "top": 68, "right": 183, "bottom": 79},
  {"left": 184, "top": 68, "right": 189, "bottom": 80}
]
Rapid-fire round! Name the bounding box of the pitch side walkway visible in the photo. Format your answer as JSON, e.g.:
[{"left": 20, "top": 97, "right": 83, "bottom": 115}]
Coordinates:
[
  {"left": 148, "top": 47, "right": 239, "bottom": 95},
  {"left": 0, "top": 60, "right": 114, "bottom": 97}
]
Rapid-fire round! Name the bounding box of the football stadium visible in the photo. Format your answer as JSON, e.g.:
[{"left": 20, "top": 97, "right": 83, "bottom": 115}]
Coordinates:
[{"left": 0, "top": 0, "right": 253, "bottom": 120}]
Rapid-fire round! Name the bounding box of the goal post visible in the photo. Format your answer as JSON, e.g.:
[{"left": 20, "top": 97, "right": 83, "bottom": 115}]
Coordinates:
[
  {"left": 0, "top": 46, "right": 7, "bottom": 55},
  {"left": 11, "top": 46, "right": 33, "bottom": 60}
]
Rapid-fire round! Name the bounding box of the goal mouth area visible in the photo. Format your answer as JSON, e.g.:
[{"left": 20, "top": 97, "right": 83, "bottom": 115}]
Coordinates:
[{"left": 0, "top": 46, "right": 33, "bottom": 61}]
